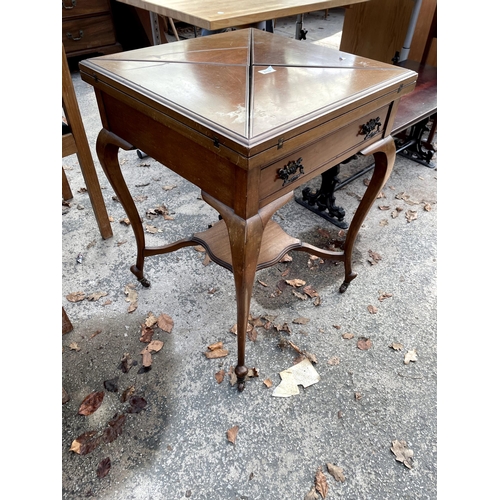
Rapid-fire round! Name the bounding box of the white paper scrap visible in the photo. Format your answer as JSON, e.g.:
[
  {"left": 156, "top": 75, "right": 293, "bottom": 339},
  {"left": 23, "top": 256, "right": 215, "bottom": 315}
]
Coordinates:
[
  {"left": 259, "top": 66, "right": 276, "bottom": 74},
  {"left": 272, "top": 358, "right": 320, "bottom": 397}
]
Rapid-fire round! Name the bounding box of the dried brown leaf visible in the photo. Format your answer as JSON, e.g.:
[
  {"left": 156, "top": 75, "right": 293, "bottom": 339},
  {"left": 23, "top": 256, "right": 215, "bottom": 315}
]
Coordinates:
[
  {"left": 215, "top": 370, "right": 225, "bottom": 384},
  {"left": 97, "top": 457, "right": 111, "bottom": 479},
  {"left": 120, "top": 386, "right": 135, "bottom": 403},
  {"left": 144, "top": 312, "right": 157, "bottom": 328},
  {"left": 405, "top": 210, "right": 418, "bottom": 222},
  {"left": 293, "top": 317, "right": 310, "bottom": 325},
  {"left": 66, "top": 291, "right": 86, "bottom": 302},
  {"left": 127, "top": 396, "right": 147, "bottom": 413},
  {"left": 157, "top": 313, "right": 174, "bottom": 333},
  {"left": 367, "top": 305, "right": 378, "bottom": 314},
  {"left": 227, "top": 425, "right": 239, "bottom": 444},
  {"left": 389, "top": 342, "right": 403, "bottom": 351},
  {"left": 208, "top": 341, "right": 224, "bottom": 351},
  {"left": 78, "top": 391, "right": 105, "bottom": 416},
  {"left": 303, "top": 285, "right": 319, "bottom": 298},
  {"left": 263, "top": 378, "right": 273, "bottom": 388},
  {"left": 69, "top": 431, "right": 101, "bottom": 455},
  {"left": 140, "top": 325, "right": 154, "bottom": 343},
  {"left": 404, "top": 349, "right": 418, "bottom": 364},
  {"left": 101, "top": 414, "right": 126, "bottom": 444},
  {"left": 326, "top": 463, "right": 345, "bottom": 482},
  {"left": 357, "top": 337, "right": 372, "bottom": 350},
  {"left": 315, "top": 467, "right": 328, "bottom": 499},
  {"left": 304, "top": 485, "right": 319, "bottom": 500},
  {"left": 146, "top": 340, "right": 164, "bottom": 353},
  {"left": 205, "top": 349, "right": 229, "bottom": 359},
  {"left": 87, "top": 291, "right": 107, "bottom": 302},
  {"left": 286, "top": 279, "right": 306, "bottom": 287},
  {"left": 342, "top": 333, "right": 354, "bottom": 339},
  {"left": 327, "top": 356, "right": 340, "bottom": 365},
  {"left": 391, "top": 440, "right": 414, "bottom": 468},
  {"left": 141, "top": 349, "right": 152, "bottom": 367}
]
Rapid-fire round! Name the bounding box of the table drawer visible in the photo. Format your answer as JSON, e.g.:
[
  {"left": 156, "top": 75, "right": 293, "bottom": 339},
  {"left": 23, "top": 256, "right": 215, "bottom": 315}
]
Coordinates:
[
  {"left": 259, "top": 105, "right": 390, "bottom": 202},
  {"left": 62, "top": 0, "right": 110, "bottom": 19},
  {"left": 63, "top": 14, "right": 116, "bottom": 53}
]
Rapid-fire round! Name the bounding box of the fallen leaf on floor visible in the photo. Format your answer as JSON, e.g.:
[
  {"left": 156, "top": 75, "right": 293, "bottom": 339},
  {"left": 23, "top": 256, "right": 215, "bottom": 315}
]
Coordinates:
[
  {"left": 292, "top": 290, "right": 308, "bottom": 300},
  {"left": 69, "top": 342, "right": 81, "bottom": 351},
  {"left": 104, "top": 377, "right": 119, "bottom": 392},
  {"left": 315, "top": 467, "right": 328, "bottom": 499},
  {"left": 396, "top": 192, "right": 420, "bottom": 205},
  {"left": 215, "top": 370, "right": 225, "bottom": 384},
  {"left": 86, "top": 291, "right": 108, "bottom": 302},
  {"left": 78, "top": 392, "right": 105, "bottom": 416},
  {"left": 202, "top": 253, "right": 211, "bottom": 266},
  {"left": 124, "top": 284, "right": 138, "bottom": 313},
  {"left": 404, "top": 349, "right": 418, "bottom": 364},
  {"left": 405, "top": 210, "right": 418, "bottom": 223},
  {"left": 327, "top": 356, "right": 340, "bottom": 365},
  {"left": 326, "top": 463, "right": 345, "bottom": 482},
  {"left": 263, "top": 378, "right": 273, "bottom": 388},
  {"left": 280, "top": 253, "right": 293, "bottom": 262},
  {"left": 141, "top": 349, "right": 152, "bottom": 367},
  {"left": 162, "top": 184, "right": 177, "bottom": 191},
  {"left": 119, "top": 353, "right": 133, "bottom": 373},
  {"left": 293, "top": 317, "right": 310, "bottom": 325},
  {"left": 354, "top": 392, "right": 362, "bottom": 400},
  {"left": 342, "top": 333, "right": 354, "bottom": 339},
  {"left": 423, "top": 202, "right": 432, "bottom": 211},
  {"left": 272, "top": 358, "right": 320, "bottom": 397},
  {"left": 357, "top": 337, "right": 372, "bottom": 350},
  {"left": 97, "top": 457, "right": 111, "bottom": 479},
  {"left": 378, "top": 205, "right": 391, "bottom": 211},
  {"left": 367, "top": 305, "right": 378, "bottom": 314},
  {"left": 70, "top": 431, "right": 101, "bottom": 455},
  {"left": 146, "top": 340, "right": 163, "bottom": 353},
  {"left": 380, "top": 219, "right": 389, "bottom": 226},
  {"left": 127, "top": 396, "right": 147, "bottom": 413},
  {"left": 368, "top": 250, "right": 382, "bottom": 264},
  {"left": 304, "top": 485, "right": 319, "bottom": 500},
  {"left": 391, "top": 439, "right": 414, "bottom": 468},
  {"left": 303, "top": 285, "right": 319, "bottom": 298},
  {"left": 145, "top": 224, "right": 161, "bottom": 233},
  {"left": 89, "top": 329, "right": 102, "bottom": 339},
  {"left": 286, "top": 279, "right": 306, "bottom": 287},
  {"left": 157, "top": 313, "right": 174, "bottom": 333},
  {"left": 227, "top": 425, "right": 239, "bottom": 444},
  {"left": 101, "top": 414, "right": 126, "bottom": 444},
  {"left": 66, "top": 291, "right": 86, "bottom": 302},
  {"left": 62, "top": 387, "right": 70, "bottom": 404},
  {"left": 144, "top": 312, "right": 157, "bottom": 328},
  {"left": 120, "top": 218, "right": 130, "bottom": 225},
  {"left": 378, "top": 292, "right": 393, "bottom": 301},
  {"left": 389, "top": 342, "right": 403, "bottom": 351},
  {"left": 140, "top": 325, "right": 154, "bottom": 343},
  {"left": 120, "top": 386, "right": 135, "bottom": 403},
  {"left": 205, "top": 342, "right": 229, "bottom": 359}
]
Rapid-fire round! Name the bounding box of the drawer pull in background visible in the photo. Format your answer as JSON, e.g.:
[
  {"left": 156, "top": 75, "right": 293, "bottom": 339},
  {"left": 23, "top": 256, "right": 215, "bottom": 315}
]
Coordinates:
[
  {"left": 277, "top": 157, "right": 304, "bottom": 186},
  {"left": 62, "top": 0, "right": 77, "bottom": 9},
  {"left": 360, "top": 117, "right": 381, "bottom": 140},
  {"left": 67, "top": 30, "right": 84, "bottom": 41}
]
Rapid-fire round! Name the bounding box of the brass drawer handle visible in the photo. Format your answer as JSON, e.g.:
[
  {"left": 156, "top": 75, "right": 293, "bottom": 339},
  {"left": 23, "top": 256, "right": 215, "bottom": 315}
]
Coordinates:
[
  {"left": 62, "top": 0, "right": 77, "bottom": 9},
  {"left": 67, "top": 30, "right": 84, "bottom": 41},
  {"left": 360, "top": 117, "right": 381, "bottom": 140},
  {"left": 277, "top": 157, "right": 304, "bottom": 186}
]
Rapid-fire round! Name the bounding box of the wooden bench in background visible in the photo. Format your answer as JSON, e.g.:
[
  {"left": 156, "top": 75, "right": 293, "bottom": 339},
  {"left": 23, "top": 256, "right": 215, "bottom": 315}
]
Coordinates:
[{"left": 296, "top": 59, "right": 437, "bottom": 228}]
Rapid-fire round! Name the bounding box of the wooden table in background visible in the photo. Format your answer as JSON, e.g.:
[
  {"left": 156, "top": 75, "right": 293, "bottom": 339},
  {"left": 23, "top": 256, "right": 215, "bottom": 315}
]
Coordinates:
[
  {"left": 80, "top": 28, "right": 416, "bottom": 391},
  {"left": 117, "top": 0, "right": 370, "bottom": 43}
]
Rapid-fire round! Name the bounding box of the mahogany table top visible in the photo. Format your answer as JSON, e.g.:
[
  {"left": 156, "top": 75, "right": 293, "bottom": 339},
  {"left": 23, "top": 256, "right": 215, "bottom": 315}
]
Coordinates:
[{"left": 80, "top": 28, "right": 416, "bottom": 152}]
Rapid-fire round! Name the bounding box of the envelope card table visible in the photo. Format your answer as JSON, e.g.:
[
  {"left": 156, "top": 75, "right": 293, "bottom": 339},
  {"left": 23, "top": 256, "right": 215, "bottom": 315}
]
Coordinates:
[{"left": 79, "top": 29, "right": 417, "bottom": 391}]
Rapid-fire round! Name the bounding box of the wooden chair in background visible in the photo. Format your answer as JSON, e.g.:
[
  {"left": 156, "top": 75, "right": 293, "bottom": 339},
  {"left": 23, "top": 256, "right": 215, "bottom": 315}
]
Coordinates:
[{"left": 62, "top": 44, "right": 113, "bottom": 240}]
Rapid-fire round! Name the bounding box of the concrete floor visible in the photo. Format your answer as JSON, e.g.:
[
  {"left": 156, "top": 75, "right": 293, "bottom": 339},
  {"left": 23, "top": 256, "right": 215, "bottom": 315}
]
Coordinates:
[{"left": 62, "top": 9, "right": 437, "bottom": 499}]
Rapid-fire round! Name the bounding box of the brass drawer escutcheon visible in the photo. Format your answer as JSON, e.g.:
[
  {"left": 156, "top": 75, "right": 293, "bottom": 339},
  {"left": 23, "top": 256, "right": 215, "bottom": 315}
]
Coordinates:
[{"left": 277, "top": 157, "right": 304, "bottom": 186}]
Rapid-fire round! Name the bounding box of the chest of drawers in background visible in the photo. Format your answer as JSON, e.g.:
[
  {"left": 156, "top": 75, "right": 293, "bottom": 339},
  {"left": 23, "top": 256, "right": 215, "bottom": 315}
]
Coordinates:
[{"left": 62, "top": 0, "right": 122, "bottom": 58}]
